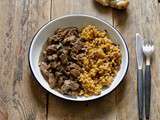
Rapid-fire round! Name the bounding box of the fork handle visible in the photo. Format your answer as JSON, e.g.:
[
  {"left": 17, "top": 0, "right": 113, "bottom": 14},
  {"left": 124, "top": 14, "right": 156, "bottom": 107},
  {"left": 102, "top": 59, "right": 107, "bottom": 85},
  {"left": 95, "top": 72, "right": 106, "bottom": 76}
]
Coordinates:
[{"left": 145, "top": 65, "right": 151, "bottom": 120}]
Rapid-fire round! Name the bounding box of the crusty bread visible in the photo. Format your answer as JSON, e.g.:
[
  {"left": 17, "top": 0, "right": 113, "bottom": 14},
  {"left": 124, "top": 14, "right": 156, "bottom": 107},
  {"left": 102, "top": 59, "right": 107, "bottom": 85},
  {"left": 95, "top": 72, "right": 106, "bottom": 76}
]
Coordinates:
[
  {"left": 96, "top": 0, "right": 129, "bottom": 9},
  {"left": 96, "top": 0, "right": 110, "bottom": 6}
]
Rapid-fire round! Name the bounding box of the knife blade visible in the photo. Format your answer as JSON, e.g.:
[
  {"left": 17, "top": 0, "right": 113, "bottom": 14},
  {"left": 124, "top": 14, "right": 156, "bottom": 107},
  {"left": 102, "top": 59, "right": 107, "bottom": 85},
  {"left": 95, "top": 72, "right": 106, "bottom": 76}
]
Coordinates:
[
  {"left": 136, "top": 33, "right": 144, "bottom": 69},
  {"left": 136, "top": 33, "right": 144, "bottom": 120}
]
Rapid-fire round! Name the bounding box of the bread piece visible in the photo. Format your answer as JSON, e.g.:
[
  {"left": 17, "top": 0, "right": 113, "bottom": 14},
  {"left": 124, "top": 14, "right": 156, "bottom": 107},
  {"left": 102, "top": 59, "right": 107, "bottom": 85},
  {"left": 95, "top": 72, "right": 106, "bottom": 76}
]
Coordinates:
[
  {"left": 96, "top": 0, "right": 129, "bottom": 9},
  {"left": 96, "top": 0, "right": 110, "bottom": 6}
]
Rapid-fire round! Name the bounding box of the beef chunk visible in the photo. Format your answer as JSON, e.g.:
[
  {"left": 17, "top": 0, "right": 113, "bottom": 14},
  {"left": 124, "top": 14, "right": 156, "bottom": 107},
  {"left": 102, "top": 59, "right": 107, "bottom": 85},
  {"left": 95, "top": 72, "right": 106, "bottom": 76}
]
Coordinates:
[
  {"left": 69, "top": 41, "right": 84, "bottom": 62},
  {"left": 72, "top": 41, "right": 83, "bottom": 52},
  {"left": 70, "top": 51, "right": 78, "bottom": 61},
  {"left": 67, "top": 63, "right": 81, "bottom": 71},
  {"left": 62, "top": 69, "right": 70, "bottom": 76},
  {"left": 55, "top": 28, "right": 68, "bottom": 37},
  {"left": 55, "top": 72, "right": 63, "bottom": 78},
  {"left": 59, "top": 53, "right": 68, "bottom": 65},
  {"left": 65, "top": 27, "right": 79, "bottom": 37},
  {"left": 47, "top": 54, "right": 58, "bottom": 61},
  {"left": 46, "top": 44, "right": 58, "bottom": 54},
  {"left": 48, "top": 73, "right": 57, "bottom": 88},
  {"left": 57, "top": 77, "right": 65, "bottom": 87},
  {"left": 77, "top": 53, "right": 85, "bottom": 60},
  {"left": 47, "top": 35, "right": 62, "bottom": 44},
  {"left": 56, "top": 43, "right": 63, "bottom": 50},
  {"left": 54, "top": 72, "right": 65, "bottom": 87},
  {"left": 61, "top": 80, "right": 80, "bottom": 93},
  {"left": 56, "top": 65, "right": 63, "bottom": 71},
  {"left": 50, "top": 61, "right": 60, "bottom": 69},
  {"left": 70, "top": 69, "right": 81, "bottom": 77},
  {"left": 63, "top": 35, "right": 76, "bottom": 45},
  {"left": 39, "top": 62, "right": 50, "bottom": 78},
  {"left": 66, "top": 63, "right": 81, "bottom": 77},
  {"left": 58, "top": 48, "right": 69, "bottom": 64}
]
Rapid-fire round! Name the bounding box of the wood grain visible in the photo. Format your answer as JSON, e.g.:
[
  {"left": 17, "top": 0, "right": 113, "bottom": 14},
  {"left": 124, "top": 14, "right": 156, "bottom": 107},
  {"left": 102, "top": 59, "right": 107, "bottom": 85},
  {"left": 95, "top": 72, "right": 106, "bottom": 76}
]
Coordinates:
[
  {"left": 0, "top": 0, "right": 51, "bottom": 119},
  {"left": 51, "top": 0, "right": 113, "bottom": 23},
  {"left": 0, "top": 0, "right": 160, "bottom": 120},
  {"left": 113, "top": 0, "right": 160, "bottom": 120}
]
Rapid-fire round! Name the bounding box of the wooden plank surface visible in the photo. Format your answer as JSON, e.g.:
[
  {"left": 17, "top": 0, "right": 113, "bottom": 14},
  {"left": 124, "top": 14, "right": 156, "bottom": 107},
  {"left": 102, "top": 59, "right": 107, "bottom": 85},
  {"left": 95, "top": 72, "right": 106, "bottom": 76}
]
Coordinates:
[
  {"left": 51, "top": 0, "right": 112, "bottom": 23},
  {"left": 0, "top": 0, "right": 160, "bottom": 120},
  {"left": 113, "top": 0, "right": 160, "bottom": 120},
  {"left": 0, "top": 0, "right": 51, "bottom": 119}
]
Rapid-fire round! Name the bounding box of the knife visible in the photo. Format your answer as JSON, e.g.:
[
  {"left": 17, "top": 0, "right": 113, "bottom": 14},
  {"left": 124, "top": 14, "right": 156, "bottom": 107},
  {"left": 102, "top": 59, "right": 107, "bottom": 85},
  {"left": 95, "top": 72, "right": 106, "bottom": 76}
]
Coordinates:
[{"left": 136, "top": 33, "right": 144, "bottom": 120}]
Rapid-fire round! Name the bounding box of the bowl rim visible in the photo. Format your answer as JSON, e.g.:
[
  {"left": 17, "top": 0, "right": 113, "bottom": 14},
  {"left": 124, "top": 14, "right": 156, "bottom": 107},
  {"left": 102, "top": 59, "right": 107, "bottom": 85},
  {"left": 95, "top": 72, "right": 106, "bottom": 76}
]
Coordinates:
[{"left": 28, "top": 14, "right": 129, "bottom": 101}]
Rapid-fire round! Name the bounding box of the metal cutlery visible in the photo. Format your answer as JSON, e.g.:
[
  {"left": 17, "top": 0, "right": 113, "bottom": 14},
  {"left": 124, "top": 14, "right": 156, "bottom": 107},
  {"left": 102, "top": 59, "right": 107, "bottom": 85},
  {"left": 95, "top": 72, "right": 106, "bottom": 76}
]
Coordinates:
[
  {"left": 136, "top": 33, "right": 144, "bottom": 120},
  {"left": 142, "top": 40, "right": 154, "bottom": 120}
]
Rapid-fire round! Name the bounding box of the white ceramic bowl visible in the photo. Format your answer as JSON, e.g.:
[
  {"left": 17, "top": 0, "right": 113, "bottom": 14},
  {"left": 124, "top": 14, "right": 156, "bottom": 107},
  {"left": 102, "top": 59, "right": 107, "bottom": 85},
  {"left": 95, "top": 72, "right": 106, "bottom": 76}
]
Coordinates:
[{"left": 29, "top": 14, "right": 129, "bottom": 101}]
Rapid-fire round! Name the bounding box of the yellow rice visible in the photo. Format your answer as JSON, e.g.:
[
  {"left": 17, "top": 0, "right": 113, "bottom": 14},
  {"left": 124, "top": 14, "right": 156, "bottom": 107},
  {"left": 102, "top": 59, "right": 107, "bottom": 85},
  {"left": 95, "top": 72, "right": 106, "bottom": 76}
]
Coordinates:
[{"left": 79, "top": 25, "right": 121, "bottom": 96}]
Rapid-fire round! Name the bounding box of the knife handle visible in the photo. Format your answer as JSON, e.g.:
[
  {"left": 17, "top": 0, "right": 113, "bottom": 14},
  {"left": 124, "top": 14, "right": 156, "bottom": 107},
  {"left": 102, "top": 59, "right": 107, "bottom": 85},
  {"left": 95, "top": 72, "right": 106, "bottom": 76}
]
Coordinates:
[
  {"left": 145, "top": 65, "right": 151, "bottom": 120},
  {"left": 137, "top": 69, "right": 144, "bottom": 120}
]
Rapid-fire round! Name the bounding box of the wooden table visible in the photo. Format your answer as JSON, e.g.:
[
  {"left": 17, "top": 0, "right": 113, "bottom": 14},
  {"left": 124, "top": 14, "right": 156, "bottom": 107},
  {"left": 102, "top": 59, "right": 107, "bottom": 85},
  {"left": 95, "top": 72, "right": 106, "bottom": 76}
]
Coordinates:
[{"left": 0, "top": 0, "right": 160, "bottom": 120}]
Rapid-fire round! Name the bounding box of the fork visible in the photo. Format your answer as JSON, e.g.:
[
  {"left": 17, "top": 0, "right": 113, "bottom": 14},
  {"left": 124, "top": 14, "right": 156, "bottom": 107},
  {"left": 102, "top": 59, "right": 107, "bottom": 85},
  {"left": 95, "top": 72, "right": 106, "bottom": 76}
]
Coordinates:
[{"left": 142, "top": 40, "right": 154, "bottom": 120}]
